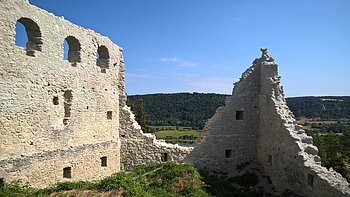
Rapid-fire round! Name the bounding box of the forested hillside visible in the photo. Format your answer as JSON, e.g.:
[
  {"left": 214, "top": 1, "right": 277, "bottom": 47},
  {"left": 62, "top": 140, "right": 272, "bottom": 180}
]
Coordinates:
[
  {"left": 128, "top": 94, "right": 350, "bottom": 129},
  {"left": 286, "top": 96, "right": 350, "bottom": 119},
  {"left": 128, "top": 93, "right": 227, "bottom": 129}
]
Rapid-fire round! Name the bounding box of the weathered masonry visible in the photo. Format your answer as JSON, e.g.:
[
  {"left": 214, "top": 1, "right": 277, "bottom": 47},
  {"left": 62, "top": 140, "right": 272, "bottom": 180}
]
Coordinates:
[
  {"left": 0, "top": 0, "right": 190, "bottom": 188},
  {"left": 0, "top": 0, "right": 121, "bottom": 187},
  {"left": 185, "top": 49, "right": 350, "bottom": 196}
]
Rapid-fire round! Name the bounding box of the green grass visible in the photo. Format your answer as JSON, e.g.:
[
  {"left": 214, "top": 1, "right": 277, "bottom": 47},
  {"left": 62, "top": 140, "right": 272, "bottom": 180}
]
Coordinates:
[
  {"left": 149, "top": 126, "right": 193, "bottom": 131},
  {"left": 0, "top": 163, "right": 209, "bottom": 197},
  {"left": 154, "top": 130, "right": 201, "bottom": 138}
]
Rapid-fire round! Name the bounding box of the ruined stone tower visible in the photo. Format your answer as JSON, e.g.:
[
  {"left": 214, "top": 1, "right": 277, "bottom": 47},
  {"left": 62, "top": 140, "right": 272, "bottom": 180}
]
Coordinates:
[{"left": 185, "top": 48, "right": 350, "bottom": 196}]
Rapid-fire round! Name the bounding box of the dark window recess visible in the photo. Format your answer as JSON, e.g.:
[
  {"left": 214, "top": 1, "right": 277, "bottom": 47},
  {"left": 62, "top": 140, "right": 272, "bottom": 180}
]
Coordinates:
[
  {"left": 0, "top": 178, "right": 4, "bottom": 187},
  {"left": 236, "top": 111, "right": 244, "bottom": 120},
  {"left": 101, "top": 156, "right": 107, "bottom": 167},
  {"left": 53, "top": 96, "right": 59, "bottom": 105},
  {"left": 64, "top": 36, "right": 81, "bottom": 63},
  {"left": 268, "top": 155, "right": 272, "bottom": 166},
  {"left": 101, "top": 68, "right": 106, "bottom": 73},
  {"left": 121, "top": 134, "right": 125, "bottom": 138},
  {"left": 63, "top": 90, "right": 73, "bottom": 125},
  {"left": 97, "top": 45, "right": 110, "bottom": 68},
  {"left": 107, "top": 111, "right": 113, "bottom": 119},
  {"left": 307, "top": 173, "right": 314, "bottom": 187},
  {"left": 15, "top": 17, "right": 42, "bottom": 56},
  {"left": 63, "top": 167, "right": 71, "bottom": 178},
  {"left": 161, "top": 153, "right": 168, "bottom": 162},
  {"left": 225, "top": 150, "right": 233, "bottom": 158}
]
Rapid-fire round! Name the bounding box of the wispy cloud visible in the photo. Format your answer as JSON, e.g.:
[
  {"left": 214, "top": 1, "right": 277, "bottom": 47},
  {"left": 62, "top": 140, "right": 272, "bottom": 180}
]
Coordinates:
[
  {"left": 159, "top": 57, "right": 179, "bottom": 62},
  {"left": 158, "top": 57, "right": 199, "bottom": 67},
  {"left": 211, "top": 64, "right": 233, "bottom": 69}
]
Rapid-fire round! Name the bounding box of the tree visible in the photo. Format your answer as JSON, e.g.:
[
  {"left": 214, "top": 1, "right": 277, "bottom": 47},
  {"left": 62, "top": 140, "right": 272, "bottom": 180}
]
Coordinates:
[{"left": 127, "top": 99, "right": 150, "bottom": 133}]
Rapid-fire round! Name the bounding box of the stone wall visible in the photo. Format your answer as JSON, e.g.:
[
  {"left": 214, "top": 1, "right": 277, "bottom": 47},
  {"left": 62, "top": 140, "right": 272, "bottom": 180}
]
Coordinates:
[
  {"left": 184, "top": 63, "right": 260, "bottom": 174},
  {"left": 0, "top": 0, "right": 121, "bottom": 187},
  {"left": 186, "top": 49, "right": 350, "bottom": 196},
  {"left": 117, "top": 53, "right": 193, "bottom": 171},
  {"left": 0, "top": 141, "right": 120, "bottom": 188},
  {"left": 257, "top": 50, "right": 350, "bottom": 196}
]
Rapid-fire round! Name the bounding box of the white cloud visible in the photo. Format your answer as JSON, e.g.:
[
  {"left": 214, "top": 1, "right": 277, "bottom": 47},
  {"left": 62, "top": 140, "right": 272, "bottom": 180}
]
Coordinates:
[
  {"left": 158, "top": 57, "right": 198, "bottom": 67},
  {"left": 158, "top": 57, "right": 179, "bottom": 62},
  {"left": 211, "top": 65, "right": 233, "bottom": 69}
]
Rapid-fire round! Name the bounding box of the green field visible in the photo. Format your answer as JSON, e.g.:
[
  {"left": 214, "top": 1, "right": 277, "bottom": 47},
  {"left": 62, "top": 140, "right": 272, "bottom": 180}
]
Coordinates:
[
  {"left": 149, "top": 125, "right": 193, "bottom": 132},
  {"left": 149, "top": 126, "right": 202, "bottom": 144}
]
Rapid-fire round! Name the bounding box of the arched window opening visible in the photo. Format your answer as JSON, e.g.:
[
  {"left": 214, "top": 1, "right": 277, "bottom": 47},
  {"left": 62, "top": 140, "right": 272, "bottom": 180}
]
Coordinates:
[
  {"left": 15, "top": 18, "right": 42, "bottom": 57},
  {"left": 15, "top": 22, "right": 27, "bottom": 48},
  {"left": 64, "top": 36, "right": 81, "bottom": 63},
  {"left": 97, "top": 45, "right": 110, "bottom": 69}
]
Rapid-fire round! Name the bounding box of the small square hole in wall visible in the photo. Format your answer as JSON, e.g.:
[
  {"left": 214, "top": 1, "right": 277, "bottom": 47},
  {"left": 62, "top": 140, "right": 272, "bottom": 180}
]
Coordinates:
[
  {"left": 307, "top": 173, "right": 314, "bottom": 187},
  {"left": 53, "top": 96, "right": 59, "bottom": 105},
  {"left": 225, "top": 150, "right": 233, "bottom": 158},
  {"left": 236, "top": 111, "right": 244, "bottom": 120},
  {"left": 101, "top": 68, "right": 106, "bottom": 73},
  {"left": 101, "top": 156, "right": 107, "bottom": 167},
  {"left": 107, "top": 111, "right": 112, "bottom": 119},
  {"left": 161, "top": 153, "right": 168, "bottom": 162},
  {"left": 63, "top": 167, "right": 71, "bottom": 178}
]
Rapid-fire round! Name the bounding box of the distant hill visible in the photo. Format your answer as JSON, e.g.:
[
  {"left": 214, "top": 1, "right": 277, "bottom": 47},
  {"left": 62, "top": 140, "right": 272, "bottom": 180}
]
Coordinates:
[
  {"left": 128, "top": 94, "right": 350, "bottom": 128},
  {"left": 128, "top": 93, "right": 227, "bottom": 129},
  {"left": 286, "top": 96, "right": 350, "bottom": 120}
]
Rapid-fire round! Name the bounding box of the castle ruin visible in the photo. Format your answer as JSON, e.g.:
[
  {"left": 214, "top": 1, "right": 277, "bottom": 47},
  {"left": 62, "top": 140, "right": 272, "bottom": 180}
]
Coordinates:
[{"left": 0, "top": 1, "right": 349, "bottom": 196}]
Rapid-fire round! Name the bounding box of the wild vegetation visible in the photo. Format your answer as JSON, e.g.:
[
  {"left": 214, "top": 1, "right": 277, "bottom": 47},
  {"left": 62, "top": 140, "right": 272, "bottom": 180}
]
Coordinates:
[
  {"left": 304, "top": 123, "right": 350, "bottom": 182},
  {"left": 0, "top": 163, "right": 208, "bottom": 197}
]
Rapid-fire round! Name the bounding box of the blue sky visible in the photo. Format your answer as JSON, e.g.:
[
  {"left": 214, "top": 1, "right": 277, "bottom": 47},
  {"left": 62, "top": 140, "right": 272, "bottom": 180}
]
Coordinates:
[{"left": 27, "top": 0, "right": 350, "bottom": 97}]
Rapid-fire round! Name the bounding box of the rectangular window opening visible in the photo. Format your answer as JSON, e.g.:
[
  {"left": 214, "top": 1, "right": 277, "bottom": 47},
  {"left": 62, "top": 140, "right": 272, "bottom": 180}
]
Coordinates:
[
  {"left": 307, "top": 173, "right": 314, "bottom": 187},
  {"left": 107, "top": 111, "right": 113, "bottom": 119},
  {"left": 53, "top": 96, "right": 59, "bottom": 105},
  {"left": 236, "top": 110, "right": 244, "bottom": 120},
  {"left": 63, "top": 167, "right": 71, "bottom": 178},
  {"left": 268, "top": 155, "right": 272, "bottom": 166},
  {"left": 161, "top": 153, "right": 168, "bottom": 162},
  {"left": 101, "top": 156, "right": 107, "bottom": 167},
  {"left": 225, "top": 150, "right": 233, "bottom": 158}
]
